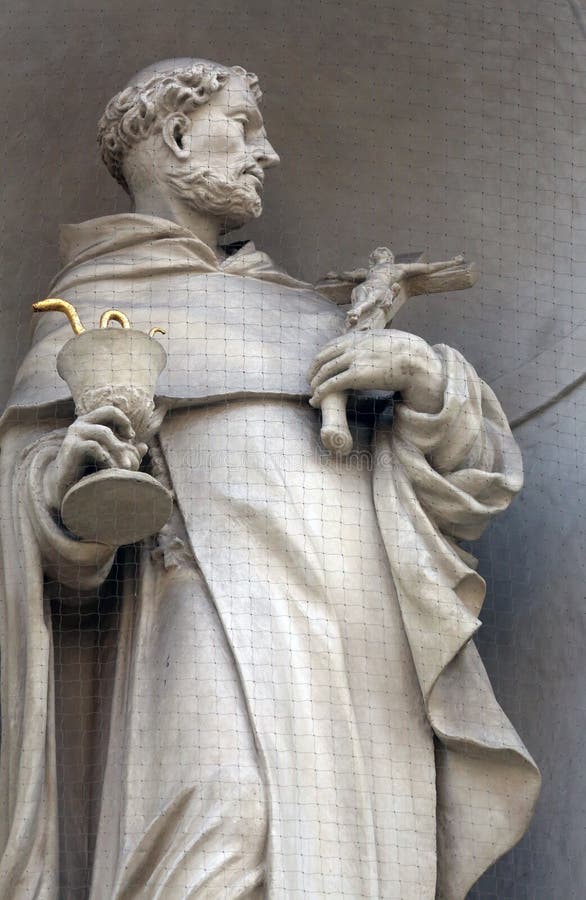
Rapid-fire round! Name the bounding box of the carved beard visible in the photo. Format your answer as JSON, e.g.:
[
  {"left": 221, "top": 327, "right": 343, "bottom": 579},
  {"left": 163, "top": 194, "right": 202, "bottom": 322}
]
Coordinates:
[{"left": 167, "top": 167, "right": 263, "bottom": 231}]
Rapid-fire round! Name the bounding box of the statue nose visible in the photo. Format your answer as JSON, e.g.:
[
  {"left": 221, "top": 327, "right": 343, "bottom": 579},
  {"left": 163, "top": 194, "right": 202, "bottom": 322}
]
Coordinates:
[{"left": 253, "top": 141, "right": 280, "bottom": 169}]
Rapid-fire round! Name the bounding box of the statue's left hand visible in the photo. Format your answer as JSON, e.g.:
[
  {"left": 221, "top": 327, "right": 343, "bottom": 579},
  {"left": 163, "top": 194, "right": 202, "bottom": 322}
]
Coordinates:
[{"left": 307, "top": 329, "right": 445, "bottom": 414}]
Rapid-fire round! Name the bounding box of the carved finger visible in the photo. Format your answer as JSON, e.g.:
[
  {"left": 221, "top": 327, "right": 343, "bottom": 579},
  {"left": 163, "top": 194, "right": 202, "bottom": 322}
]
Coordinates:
[
  {"left": 74, "top": 440, "right": 117, "bottom": 470},
  {"left": 120, "top": 451, "right": 141, "bottom": 471},
  {"left": 310, "top": 367, "right": 359, "bottom": 404},
  {"left": 76, "top": 422, "right": 134, "bottom": 450},
  {"left": 75, "top": 424, "right": 142, "bottom": 469},
  {"left": 309, "top": 353, "right": 352, "bottom": 391},
  {"left": 306, "top": 340, "right": 349, "bottom": 381},
  {"left": 78, "top": 406, "right": 135, "bottom": 441}
]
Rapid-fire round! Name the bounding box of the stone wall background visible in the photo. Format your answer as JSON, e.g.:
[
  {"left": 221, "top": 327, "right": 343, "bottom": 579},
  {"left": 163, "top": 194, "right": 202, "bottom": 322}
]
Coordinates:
[{"left": 1, "top": 0, "right": 584, "bottom": 895}]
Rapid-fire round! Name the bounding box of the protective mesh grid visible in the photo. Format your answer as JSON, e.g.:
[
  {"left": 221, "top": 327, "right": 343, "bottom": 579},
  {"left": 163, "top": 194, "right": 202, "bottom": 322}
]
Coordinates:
[{"left": 0, "top": 2, "right": 584, "bottom": 898}]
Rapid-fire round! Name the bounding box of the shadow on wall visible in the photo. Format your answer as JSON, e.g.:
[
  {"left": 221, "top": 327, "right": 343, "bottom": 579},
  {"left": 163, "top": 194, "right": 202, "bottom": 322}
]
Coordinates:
[{"left": 470, "top": 382, "right": 586, "bottom": 899}]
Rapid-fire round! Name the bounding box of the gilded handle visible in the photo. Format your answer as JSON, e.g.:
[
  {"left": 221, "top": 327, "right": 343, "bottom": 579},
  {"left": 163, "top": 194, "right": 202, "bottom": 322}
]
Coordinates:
[
  {"left": 32, "top": 298, "right": 86, "bottom": 335},
  {"left": 33, "top": 298, "right": 166, "bottom": 340},
  {"left": 99, "top": 309, "right": 131, "bottom": 329}
]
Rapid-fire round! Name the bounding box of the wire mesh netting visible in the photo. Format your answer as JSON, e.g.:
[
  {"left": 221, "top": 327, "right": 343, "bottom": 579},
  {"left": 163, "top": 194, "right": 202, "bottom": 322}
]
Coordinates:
[{"left": 0, "top": 3, "right": 584, "bottom": 898}]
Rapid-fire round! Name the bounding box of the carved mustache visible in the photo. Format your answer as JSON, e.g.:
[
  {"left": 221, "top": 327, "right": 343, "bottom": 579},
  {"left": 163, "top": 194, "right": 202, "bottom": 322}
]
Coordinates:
[{"left": 241, "top": 165, "right": 265, "bottom": 187}]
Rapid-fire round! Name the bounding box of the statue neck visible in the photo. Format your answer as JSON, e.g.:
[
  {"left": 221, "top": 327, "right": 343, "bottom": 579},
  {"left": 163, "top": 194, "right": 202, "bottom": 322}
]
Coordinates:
[{"left": 131, "top": 189, "right": 225, "bottom": 259}]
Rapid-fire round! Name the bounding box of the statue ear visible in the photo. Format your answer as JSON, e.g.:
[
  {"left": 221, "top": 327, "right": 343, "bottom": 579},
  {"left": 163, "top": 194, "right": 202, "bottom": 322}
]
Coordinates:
[{"left": 162, "top": 114, "right": 190, "bottom": 160}]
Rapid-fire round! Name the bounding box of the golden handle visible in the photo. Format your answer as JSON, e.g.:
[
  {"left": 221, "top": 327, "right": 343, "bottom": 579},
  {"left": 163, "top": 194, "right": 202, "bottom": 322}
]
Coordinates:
[
  {"left": 33, "top": 299, "right": 166, "bottom": 341},
  {"left": 99, "top": 309, "right": 131, "bottom": 329},
  {"left": 32, "top": 298, "right": 86, "bottom": 335}
]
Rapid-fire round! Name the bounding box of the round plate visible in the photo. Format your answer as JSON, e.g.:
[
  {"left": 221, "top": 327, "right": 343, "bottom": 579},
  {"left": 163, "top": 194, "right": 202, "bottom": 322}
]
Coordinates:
[{"left": 61, "top": 468, "right": 173, "bottom": 546}]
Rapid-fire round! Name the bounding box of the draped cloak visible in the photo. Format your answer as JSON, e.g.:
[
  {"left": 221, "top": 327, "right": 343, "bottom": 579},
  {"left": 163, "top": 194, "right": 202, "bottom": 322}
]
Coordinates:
[{"left": 0, "top": 214, "right": 540, "bottom": 899}]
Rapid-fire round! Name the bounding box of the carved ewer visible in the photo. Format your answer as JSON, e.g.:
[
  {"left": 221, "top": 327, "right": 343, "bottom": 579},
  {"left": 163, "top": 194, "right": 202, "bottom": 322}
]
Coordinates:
[{"left": 34, "top": 300, "right": 173, "bottom": 546}]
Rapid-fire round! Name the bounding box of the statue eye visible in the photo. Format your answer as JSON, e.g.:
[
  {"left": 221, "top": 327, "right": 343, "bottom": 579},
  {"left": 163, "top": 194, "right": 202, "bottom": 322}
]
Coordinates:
[{"left": 233, "top": 115, "right": 249, "bottom": 130}]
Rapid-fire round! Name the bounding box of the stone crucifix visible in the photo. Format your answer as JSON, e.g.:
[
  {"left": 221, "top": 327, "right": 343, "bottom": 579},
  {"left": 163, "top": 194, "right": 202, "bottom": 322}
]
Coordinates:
[{"left": 311, "top": 247, "right": 478, "bottom": 454}]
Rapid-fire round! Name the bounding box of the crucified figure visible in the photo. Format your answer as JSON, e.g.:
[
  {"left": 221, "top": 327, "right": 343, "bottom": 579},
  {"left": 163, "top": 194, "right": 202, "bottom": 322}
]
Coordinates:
[{"left": 345, "top": 246, "right": 465, "bottom": 330}]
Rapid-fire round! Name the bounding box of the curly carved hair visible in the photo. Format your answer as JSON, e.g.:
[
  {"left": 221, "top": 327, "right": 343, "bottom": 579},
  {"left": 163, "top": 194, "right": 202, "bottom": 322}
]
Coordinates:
[{"left": 97, "top": 63, "right": 262, "bottom": 194}]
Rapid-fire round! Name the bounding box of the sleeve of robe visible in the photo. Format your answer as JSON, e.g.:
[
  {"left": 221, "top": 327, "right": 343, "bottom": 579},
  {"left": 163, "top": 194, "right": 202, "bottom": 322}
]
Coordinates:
[
  {"left": 0, "top": 423, "right": 116, "bottom": 899},
  {"left": 24, "top": 428, "right": 117, "bottom": 592},
  {"left": 372, "top": 344, "right": 541, "bottom": 900}
]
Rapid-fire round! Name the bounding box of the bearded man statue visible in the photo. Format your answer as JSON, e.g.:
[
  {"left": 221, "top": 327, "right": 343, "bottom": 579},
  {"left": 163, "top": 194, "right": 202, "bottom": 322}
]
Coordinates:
[{"left": 0, "top": 58, "right": 540, "bottom": 900}]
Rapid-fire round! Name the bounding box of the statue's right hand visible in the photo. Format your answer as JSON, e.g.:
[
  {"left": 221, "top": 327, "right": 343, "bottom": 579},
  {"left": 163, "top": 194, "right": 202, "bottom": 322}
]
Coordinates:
[{"left": 44, "top": 406, "right": 147, "bottom": 511}]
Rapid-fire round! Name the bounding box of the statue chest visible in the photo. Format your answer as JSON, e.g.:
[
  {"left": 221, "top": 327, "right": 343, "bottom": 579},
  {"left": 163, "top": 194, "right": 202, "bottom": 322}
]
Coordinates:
[{"left": 7, "top": 273, "right": 345, "bottom": 418}]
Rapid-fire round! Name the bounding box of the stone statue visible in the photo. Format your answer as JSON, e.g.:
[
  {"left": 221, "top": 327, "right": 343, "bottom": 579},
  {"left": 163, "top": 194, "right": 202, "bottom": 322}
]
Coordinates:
[{"left": 0, "top": 58, "right": 540, "bottom": 899}]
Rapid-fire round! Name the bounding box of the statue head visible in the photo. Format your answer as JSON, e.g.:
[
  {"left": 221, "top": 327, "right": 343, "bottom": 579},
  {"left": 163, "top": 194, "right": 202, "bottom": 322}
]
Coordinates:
[
  {"left": 370, "top": 247, "right": 395, "bottom": 266},
  {"left": 97, "top": 58, "right": 280, "bottom": 232}
]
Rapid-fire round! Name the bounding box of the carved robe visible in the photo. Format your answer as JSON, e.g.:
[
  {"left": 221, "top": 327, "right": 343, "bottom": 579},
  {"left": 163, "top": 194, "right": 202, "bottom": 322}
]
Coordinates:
[{"left": 0, "top": 214, "right": 540, "bottom": 899}]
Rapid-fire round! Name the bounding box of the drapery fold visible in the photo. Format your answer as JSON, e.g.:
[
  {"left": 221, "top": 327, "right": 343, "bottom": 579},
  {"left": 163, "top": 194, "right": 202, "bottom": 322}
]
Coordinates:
[
  {"left": 0, "top": 427, "right": 59, "bottom": 898},
  {"left": 373, "top": 345, "right": 540, "bottom": 898}
]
